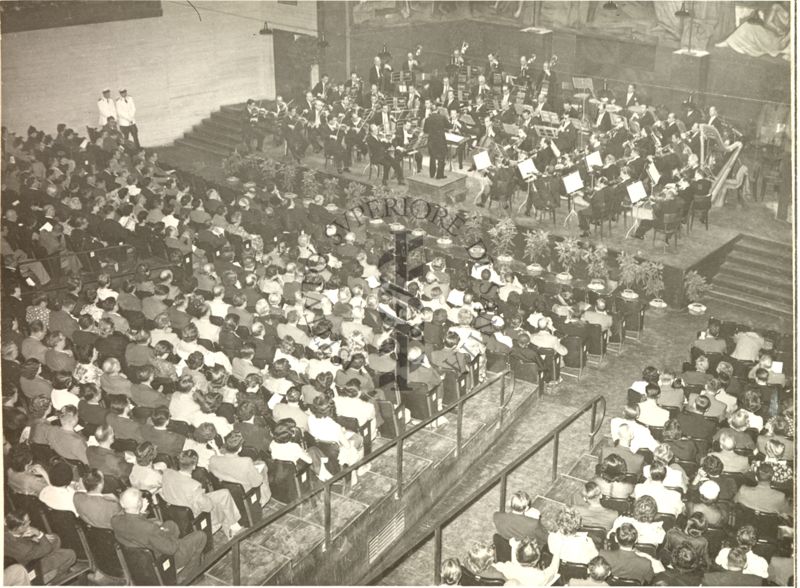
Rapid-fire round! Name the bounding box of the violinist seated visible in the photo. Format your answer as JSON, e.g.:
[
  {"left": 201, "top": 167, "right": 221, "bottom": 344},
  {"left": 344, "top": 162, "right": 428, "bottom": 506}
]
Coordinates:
[
  {"left": 443, "top": 88, "right": 460, "bottom": 114},
  {"left": 370, "top": 104, "right": 395, "bottom": 134},
  {"left": 323, "top": 118, "right": 348, "bottom": 174},
  {"left": 577, "top": 176, "right": 612, "bottom": 237},
  {"left": 472, "top": 75, "right": 492, "bottom": 101},
  {"left": 447, "top": 109, "right": 469, "bottom": 170},
  {"left": 366, "top": 124, "right": 405, "bottom": 187},
  {"left": 393, "top": 120, "right": 423, "bottom": 174},
  {"left": 633, "top": 186, "right": 683, "bottom": 241},
  {"left": 476, "top": 162, "right": 515, "bottom": 210}
]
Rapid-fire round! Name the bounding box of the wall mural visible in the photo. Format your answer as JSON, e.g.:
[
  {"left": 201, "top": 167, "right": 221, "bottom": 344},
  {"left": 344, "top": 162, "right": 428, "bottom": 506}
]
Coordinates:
[{"left": 350, "top": 0, "right": 789, "bottom": 61}]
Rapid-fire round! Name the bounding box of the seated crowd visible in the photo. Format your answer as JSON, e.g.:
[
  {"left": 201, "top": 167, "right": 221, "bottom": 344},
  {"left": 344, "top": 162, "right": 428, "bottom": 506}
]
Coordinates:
[
  {"left": 1, "top": 119, "right": 792, "bottom": 587},
  {"left": 441, "top": 337, "right": 794, "bottom": 586}
]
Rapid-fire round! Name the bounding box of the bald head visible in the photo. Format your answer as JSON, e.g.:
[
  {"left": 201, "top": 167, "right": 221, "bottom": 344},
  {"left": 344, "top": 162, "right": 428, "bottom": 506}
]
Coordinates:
[
  {"left": 119, "top": 488, "right": 143, "bottom": 514},
  {"left": 617, "top": 423, "right": 634, "bottom": 446}
]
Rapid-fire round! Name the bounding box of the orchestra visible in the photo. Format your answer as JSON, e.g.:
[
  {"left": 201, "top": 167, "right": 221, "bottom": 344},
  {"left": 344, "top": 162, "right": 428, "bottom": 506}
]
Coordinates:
[{"left": 254, "top": 41, "right": 742, "bottom": 220}]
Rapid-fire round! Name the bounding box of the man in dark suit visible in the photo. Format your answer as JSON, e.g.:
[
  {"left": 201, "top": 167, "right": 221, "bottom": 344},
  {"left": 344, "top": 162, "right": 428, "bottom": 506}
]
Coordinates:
[
  {"left": 707, "top": 106, "right": 723, "bottom": 131},
  {"left": 112, "top": 488, "right": 206, "bottom": 582},
  {"left": 676, "top": 395, "right": 717, "bottom": 441},
  {"left": 734, "top": 463, "right": 791, "bottom": 515},
  {"left": 97, "top": 204, "right": 130, "bottom": 246},
  {"left": 393, "top": 120, "right": 423, "bottom": 174},
  {"left": 633, "top": 187, "right": 683, "bottom": 240},
  {"left": 600, "top": 425, "right": 645, "bottom": 476},
  {"left": 702, "top": 547, "right": 764, "bottom": 585},
  {"left": 492, "top": 491, "right": 548, "bottom": 545},
  {"left": 86, "top": 425, "right": 133, "bottom": 480},
  {"left": 368, "top": 56, "right": 384, "bottom": 89},
  {"left": 599, "top": 524, "right": 654, "bottom": 583},
  {"left": 578, "top": 176, "right": 610, "bottom": 237},
  {"left": 366, "top": 124, "right": 404, "bottom": 187},
  {"left": 311, "top": 73, "right": 330, "bottom": 101},
  {"left": 73, "top": 469, "right": 123, "bottom": 529},
  {"left": 142, "top": 406, "right": 187, "bottom": 457},
  {"left": 423, "top": 107, "right": 448, "bottom": 179}
]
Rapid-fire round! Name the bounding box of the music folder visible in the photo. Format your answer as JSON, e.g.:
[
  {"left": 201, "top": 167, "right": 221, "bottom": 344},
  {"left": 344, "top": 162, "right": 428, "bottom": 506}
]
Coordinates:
[
  {"left": 550, "top": 141, "right": 561, "bottom": 158},
  {"left": 473, "top": 151, "right": 492, "bottom": 171},
  {"left": 627, "top": 180, "right": 648, "bottom": 204},
  {"left": 517, "top": 158, "right": 538, "bottom": 180},
  {"left": 585, "top": 151, "right": 603, "bottom": 169},
  {"left": 445, "top": 132, "right": 465, "bottom": 144},
  {"left": 562, "top": 171, "right": 584, "bottom": 194}
]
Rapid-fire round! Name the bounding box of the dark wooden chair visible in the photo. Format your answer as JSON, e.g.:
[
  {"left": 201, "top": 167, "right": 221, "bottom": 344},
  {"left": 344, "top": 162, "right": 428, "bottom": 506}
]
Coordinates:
[
  {"left": 492, "top": 533, "right": 512, "bottom": 563},
  {"left": 580, "top": 525, "right": 609, "bottom": 550},
  {"left": 653, "top": 212, "right": 681, "bottom": 250},
  {"left": 600, "top": 496, "right": 632, "bottom": 515},
  {"left": 116, "top": 544, "right": 177, "bottom": 585},
  {"left": 217, "top": 480, "right": 262, "bottom": 527},
  {"left": 39, "top": 505, "right": 90, "bottom": 561},
  {"left": 562, "top": 335, "right": 586, "bottom": 380},
  {"left": 82, "top": 524, "right": 126, "bottom": 579},
  {"left": 376, "top": 400, "right": 406, "bottom": 439},
  {"left": 459, "top": 566, "right": 505, "bottom": 586},
  {"left": 155, "top": 498, "right": 213, "bottom": 553},
  {"left": 559, "top": 562, "right": 589, "bottom": 582},
  {"left": 267, "top": 459, "right": 311, "bottom": 504}
]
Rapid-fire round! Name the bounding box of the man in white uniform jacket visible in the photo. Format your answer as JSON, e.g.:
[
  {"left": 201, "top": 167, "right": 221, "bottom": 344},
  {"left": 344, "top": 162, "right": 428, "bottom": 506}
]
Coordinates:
[
  {"left": 97, "top": 88, "right": 117, "bottom": 127},
  {"left": 116, "top": 89, "right": 139, "bottom": 148}
]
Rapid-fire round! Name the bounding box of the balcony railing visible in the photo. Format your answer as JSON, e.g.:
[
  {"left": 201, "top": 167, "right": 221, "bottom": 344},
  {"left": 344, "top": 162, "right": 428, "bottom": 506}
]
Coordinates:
[
  {"left": 363, "top": 393, "right": 607, "bottom": 585},
  {"left": 185, "top": 368, "right": 523, "bottom": 585}
]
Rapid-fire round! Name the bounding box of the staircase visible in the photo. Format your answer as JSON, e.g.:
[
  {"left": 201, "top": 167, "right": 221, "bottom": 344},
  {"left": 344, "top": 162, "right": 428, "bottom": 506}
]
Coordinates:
[
  {"left": 706, "top": 235, "right": 793, "bottom": 325},
  {"left": 175, "top": 104, "right": 247, "bottom": 157}
]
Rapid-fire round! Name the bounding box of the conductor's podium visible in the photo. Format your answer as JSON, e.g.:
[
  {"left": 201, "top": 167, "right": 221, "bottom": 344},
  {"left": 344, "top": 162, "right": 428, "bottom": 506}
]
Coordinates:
[{"left": 406, "top": 170, "right": 468, "bottom": 205}]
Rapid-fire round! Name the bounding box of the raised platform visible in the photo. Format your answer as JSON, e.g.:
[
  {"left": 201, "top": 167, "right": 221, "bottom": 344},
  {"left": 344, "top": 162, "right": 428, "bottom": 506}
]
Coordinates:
[{"left": 406, "top": 171, "right": 467, "bottom": 205}]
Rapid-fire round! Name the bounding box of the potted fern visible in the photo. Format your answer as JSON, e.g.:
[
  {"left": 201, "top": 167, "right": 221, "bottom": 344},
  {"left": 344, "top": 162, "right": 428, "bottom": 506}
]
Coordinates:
[
  {"left": 523, "top": 229, "right": 550, "bottom": 275},
  {"left": 278, "top": 162, "right": 299, "bottom": 194},
  {"left": 584, "top": 244, "right": 609, "bottom": 290},
  {"left": 301, "top": 170, "right": 321, "bottom": 203},
  {"left": 322, "top": 177, "right": 340, "bottom": 205},
  {"left": 260, "top": 158, "right": 279, "bottom": 185},
  {"left": 554, "top": 237, "right": 581, "bottom": 281},
  {"left": 642, "top": 261, "right": 667, "bottom": 309},
  {"left": 344, "top": 181, "right": 367, "bottom": 207},
  {"left": 488, "top": 217, "right": 518, "bottom": 266},
  {"left": 462, "top": 211, "right": 485, "bottom": 249},
  {"left": 222, "top": 151, "right": 244, "bottom": 183},
  {"left": 617, "top": 250, "right": 642, "bottom": 299},
  {"left": 684, "top": 270, "right": 710, "bottom": 315}
]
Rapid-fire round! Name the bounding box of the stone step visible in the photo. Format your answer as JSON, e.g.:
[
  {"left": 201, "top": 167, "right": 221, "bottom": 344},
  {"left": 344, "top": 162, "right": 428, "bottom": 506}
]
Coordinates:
[
  {"left": 736, "top": 235, "right": 794, "bottom": 263},
  {"left": 702, "top": 297, "right": 793, "bottom": 334},
  {"left": 712, "top": 274, "right": 793, "bottom": 305},
  {"left": 714, "top": 264, "right": 794, "bottom": 295},
  {"left": 726, "top": 250, "right": 792, "bottom": 275},
  {"left": 186, "top": 129, "right": 239, "bottom": 150},
  {"left": 195, "top": 120, "right": 244, "bottom": 141},
  {"left": 203, "top": 116, "right": 243, "bottom": 134},
  {"left": 210, "top": 109, "right": 244, "bottom": 126},
  {"left": 706, "top": 285, "right": 792, "bottom": 321},
  {"left": 174, "top": 137, "right": 231, "bottom": 158}
]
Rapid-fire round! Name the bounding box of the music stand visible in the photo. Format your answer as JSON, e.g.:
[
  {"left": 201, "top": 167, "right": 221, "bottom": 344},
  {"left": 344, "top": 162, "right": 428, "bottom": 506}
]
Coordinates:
[
  {"left": 585, "top": 150, "right": 603, "bottom": 169},
  {"left": 562, "top": 171, "right": 584, "bottom": 226},
  {"left": 625, "top": 181, "right": 649, "bottom": 238},
  {"left": 646, "top": 162, "right": 661, "bottom": 185},
  {"left": 540, "top": 111, "right": 560, "bottom": 125},
  {"left": 473, "top": 150, "right": 492, "bottom": 171},
  {"left": 517, "top": 158, "right": 539, "bottom": 206},
  {"left": 534, "top": 125, "right": 558, "bottom": 139}
]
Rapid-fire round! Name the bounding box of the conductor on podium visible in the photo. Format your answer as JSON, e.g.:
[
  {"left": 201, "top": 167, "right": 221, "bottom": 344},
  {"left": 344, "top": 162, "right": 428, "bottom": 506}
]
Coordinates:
[{"left": 423, "top": 107, "right": 448, "bottom": 179}]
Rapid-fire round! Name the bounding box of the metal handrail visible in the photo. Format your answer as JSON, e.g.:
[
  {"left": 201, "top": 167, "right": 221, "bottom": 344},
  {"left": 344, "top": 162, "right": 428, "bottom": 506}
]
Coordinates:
[
  {"left": 362, "top": 394, "right": 607, "bottom": 585},
  {"left": 184, "top": 368, "right": 518, "bottom": 585}
]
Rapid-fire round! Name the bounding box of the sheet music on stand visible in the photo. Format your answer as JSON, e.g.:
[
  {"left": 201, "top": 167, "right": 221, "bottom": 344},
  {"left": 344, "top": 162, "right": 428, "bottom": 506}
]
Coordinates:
[
  {"left": 539, "top": 111, "right": 560, "bottom": 125},
  {"left": 627, "top": 180, "right": 648, "bottom": 204},
  {"left": 585, "top": 150, "right": 603, "bottom": 169},
  {"left": 445, "top": 132, "right": 466, "bottom": 144},
  {"left": 550, "top": 141, "right": 561, "bottom": 158},
  {"left": 533, "top": 125, "right": 558, "bottom": 139},
  {"left": 562, "top": 171, "right": 584, "bottom": 194},
  {"left": 517, "top": 158, "right": 539, "bottom": 180},
  {"left": 647, "top": 162, "right": 661, "bottom": 185},
  {"left": 502, "top": 123, "right": 520, "bottom": 136},
  {"left": 473, "top": 150, "right": 492, "bottom": 171},
  {"left": 571, "top": 77, "right": 595, "bottom": 97}
]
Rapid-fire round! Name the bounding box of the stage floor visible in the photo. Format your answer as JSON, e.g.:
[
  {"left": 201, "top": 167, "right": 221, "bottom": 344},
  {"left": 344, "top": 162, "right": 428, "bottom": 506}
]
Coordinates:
[{"left": 159, "top": 142, "right": 791, "bottom": 272}]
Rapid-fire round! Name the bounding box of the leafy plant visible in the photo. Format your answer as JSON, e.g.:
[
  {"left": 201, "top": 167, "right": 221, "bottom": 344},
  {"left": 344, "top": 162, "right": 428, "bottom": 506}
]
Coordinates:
[
  {"left": 344, "top": 181, "right": 367, "bottom": 207},
  {"left": 617, "top": 250, "right": 643, "bottom": 290},
  {"left": 371, "top": 184, "right": 392, "bottom": 201},
  {"left": 684, "top": 270, "right": 710, "bottom": 303},
  {"left": 278, "top": 162, "right": 299, "bottom": 193},
  {"left": 642, "top": 261, "right": 665, "bottom": 299},
  {"left": 222, "top": 150, "right": 244, "bottom": 177},
  {"left": 584, "top": 244, "right": 609, "bottom": 280},
  {"left": 322, "top": 177, "right": 340, "bottom": 203},
  {"left": 523, "top": 229, "right": 551, "bottom": 265},
  {"left": 462, "top": 211, "right": 485, "bottom": 246},
  {"left": 488, "top": 217, "right": 518, "bottom": 257},
  {"left": 555, "top": 237, "right": 582, "bottom": 274},
  {"left": 260, "top": 158, "right": 279, "bottom": 184},
  {"left": 301, "top": 170, "right": 321, "bottom": 198}
]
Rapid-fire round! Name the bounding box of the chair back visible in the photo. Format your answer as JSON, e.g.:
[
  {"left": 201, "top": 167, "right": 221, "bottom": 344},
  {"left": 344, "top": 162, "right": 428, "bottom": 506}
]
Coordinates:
[
  {"left": 509, "top": 356, "right": 540, "bottom": 384},
  {"left": 609, "top": 576, "right": 641, "bottom": 586},
  {"left": 586, "top": 323, "right": 606, "bottom": 355},
  {"left": 654, "top": 512, "right": 677, "bottom": 531},
  {"left": 218, "top": 480, "right": 262, "bottom": 527},
  {"left": 29, "top": 443, "right": 58, "bottom": 466},
  {"left": 268, "top": 459, "right": 305, "bottom": 503},
  {"left": 376, "top": 400, "right": 405, "bottom": 439},
  {"left": 440, "top": 369, "right": 461, "bottom": 406},
  {"left": 660, "top": 212, "right": 681, "bottom": 230},
  {"left": 314, "top": 440, "right": 342, "bottom": 475},
  {"left": 335, "top": 415, "right": 360, "bottom": 434},
  {"left": 734, "top": 503, "right": 779, "bottom": 543},
  {"left": 634, "top": 542, "right": 657, "bottom": 557},
  {"left": 562, "top": 335, "right": 586, "bottom": 369},
  {"left": 102, "top": 474, "right": 130, "bottom": 496},
  {"left": 39, "top": 505, "right": 89, "bottom": 560},
  {"left": 485, "top": 351, "right": 509, "bottom": 373},
  {"left": 83, "top": 525, "right": 125, "bottom": 578},
  {"left": 459, "top": 566, "right": 505, "bottom": 586},
  {"left": 492, "top": 533, "right": 511, "bottom": 563},
  {"left": 580, "top": 525, "right": 608, "bottom": 550},
  {"left": 359, "top": 420, "right": 373, "bottom": 455},
  {"left": 600, "top": 496, "right": 632, "bottom": 515},
  {"left": 559, "top": 562, "right": 589, "bottom": 581},
  {"left": 468, "top": 354, "right": 481, "bottom": 389},
  {"left": 400, "top": 386, "right": 436, "bottom": 420},
  {"left": 156, "top": 499, "right": 195, "bottom": 537},
  {"left": 117, "top": 543, "right": 177, "bottom": 585},
  {"left": 704, "top": 526, "right": 728, "bottom": 559},
  {"left": 7, "top": 491, "right": 49, "bottom": 533}
]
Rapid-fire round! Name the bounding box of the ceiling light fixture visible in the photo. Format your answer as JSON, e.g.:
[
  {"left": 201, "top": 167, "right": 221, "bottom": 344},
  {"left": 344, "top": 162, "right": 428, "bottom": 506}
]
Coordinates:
[
  {"left": 674, "top": 2, "right": 691, "bottom": 18},
  {"left": 603, "top": 1, "right": 618, "bottom": 9},
  {"left": 259, "top": 21, "right": 273, "bottom": 35}
]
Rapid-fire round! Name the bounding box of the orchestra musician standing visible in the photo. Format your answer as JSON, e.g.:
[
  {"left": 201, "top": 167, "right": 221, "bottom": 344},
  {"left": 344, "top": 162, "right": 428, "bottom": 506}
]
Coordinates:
[{"left": 366, "top": 124, "right": 405, "bottom": 186}]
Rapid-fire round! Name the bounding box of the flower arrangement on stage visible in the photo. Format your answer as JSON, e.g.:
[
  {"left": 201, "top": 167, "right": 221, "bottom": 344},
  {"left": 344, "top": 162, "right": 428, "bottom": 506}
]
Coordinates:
[
  {"left": 523, "top": 229, "right": 551, "bottom": 274},
  {"left": 488, "top": 217, "right": 518, "bottom": 264},
  {"left": 554, "top": 237, "right": 581, "bottom": 281},
  {"left": 684, "top": 270, "right": 710, "bottom": 315}
]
